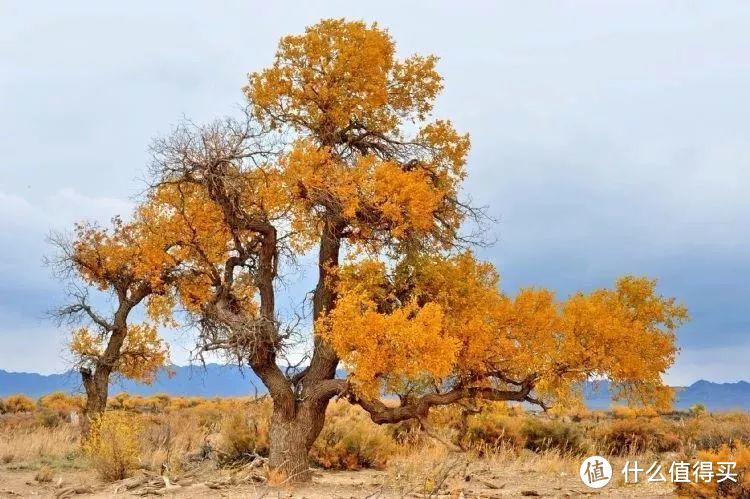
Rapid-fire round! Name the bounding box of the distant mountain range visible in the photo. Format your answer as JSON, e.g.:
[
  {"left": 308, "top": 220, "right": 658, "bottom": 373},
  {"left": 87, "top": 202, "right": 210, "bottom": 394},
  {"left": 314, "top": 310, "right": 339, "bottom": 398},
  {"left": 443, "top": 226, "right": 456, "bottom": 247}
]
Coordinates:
[
  {"left": 583, "top": 379, "right": 750, "bottom": 411},
  {"left": 0, "top": 364, "right": 266, "bottom": 399},
  {"left": 1, "top": 365, "right": 749, "bottom": 411}
]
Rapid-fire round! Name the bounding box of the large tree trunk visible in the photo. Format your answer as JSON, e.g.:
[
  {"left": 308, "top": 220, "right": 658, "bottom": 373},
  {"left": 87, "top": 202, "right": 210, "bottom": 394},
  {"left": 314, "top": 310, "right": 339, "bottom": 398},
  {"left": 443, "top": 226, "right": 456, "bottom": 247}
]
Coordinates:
[
  {"left": 80, "top": 365, "right": 111, "bottom": 436},
  {"left": 265, "top": 224, "right": 343, "bottom": 482},
  {"left": 267, "top": 399, "right": 327, "bottom": 482}
]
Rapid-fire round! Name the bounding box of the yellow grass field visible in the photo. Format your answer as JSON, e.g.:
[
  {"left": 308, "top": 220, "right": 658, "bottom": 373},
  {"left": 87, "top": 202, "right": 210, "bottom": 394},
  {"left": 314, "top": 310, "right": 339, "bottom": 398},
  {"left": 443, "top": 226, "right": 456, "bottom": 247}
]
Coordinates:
[{"left": 1, "top": 393, "right": 749, "bottom": 497}]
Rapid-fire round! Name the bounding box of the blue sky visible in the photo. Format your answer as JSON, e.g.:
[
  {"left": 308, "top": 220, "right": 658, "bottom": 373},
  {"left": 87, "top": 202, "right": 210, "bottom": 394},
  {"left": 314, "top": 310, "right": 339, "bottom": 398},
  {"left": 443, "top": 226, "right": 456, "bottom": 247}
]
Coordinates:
[{"left": 1, "top": 1, "right": 748, "bottom": 385}]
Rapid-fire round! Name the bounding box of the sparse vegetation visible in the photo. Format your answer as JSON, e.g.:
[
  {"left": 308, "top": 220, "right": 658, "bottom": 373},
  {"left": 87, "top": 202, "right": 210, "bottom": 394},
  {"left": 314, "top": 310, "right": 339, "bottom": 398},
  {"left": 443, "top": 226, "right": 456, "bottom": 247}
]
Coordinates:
[
  {"left": 675, "top": 442, "right": 750, "bottom": 498},
  {"left": 1, "top": 392, "right": 748, "bottom": 496},
  {"left": 311, "top": 403, "right": 396, "bottom": 470},
  {"left": 593, "top": 417, "right": 682, "bottom": 455},
  {"left": 82, "top": 411, "right": 142, "bottom": 480},
  {"left": 4, "top": 394, "right": 35, "bottom": 413},
  {"left": 34, "top": 464, "right": 54, "bottom": 482}
]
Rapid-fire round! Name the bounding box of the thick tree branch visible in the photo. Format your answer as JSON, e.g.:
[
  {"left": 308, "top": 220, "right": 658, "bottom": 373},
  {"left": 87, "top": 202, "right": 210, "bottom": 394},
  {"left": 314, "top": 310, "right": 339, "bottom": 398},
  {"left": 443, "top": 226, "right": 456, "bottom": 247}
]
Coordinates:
[{"left": 323, "top": 374, "right": 540, "bottom": 425}]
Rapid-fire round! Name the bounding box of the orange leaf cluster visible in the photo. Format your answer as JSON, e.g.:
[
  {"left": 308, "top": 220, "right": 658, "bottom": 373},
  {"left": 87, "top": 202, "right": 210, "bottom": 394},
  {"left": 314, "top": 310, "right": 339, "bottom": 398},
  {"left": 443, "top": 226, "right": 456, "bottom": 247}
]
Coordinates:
[
  {"left": 320, "top": 252, "right": 687, "bottom": 406},
  {"left": 71, "top": 325, "right": 169, "bottom": 384}
]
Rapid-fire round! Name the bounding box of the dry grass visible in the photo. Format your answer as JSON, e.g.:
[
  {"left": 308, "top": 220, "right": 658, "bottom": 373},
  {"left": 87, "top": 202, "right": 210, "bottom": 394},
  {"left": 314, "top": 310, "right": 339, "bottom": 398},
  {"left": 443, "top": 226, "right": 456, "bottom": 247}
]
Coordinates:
[
  {"left": 0, "top": 414, "right": 79, "bottom": 465},
  {"left": 0, "top": 392, "right": 748, "bottom": 496},
  {"left": 34, "top": 464, "right": 54, "bottom": 482}
]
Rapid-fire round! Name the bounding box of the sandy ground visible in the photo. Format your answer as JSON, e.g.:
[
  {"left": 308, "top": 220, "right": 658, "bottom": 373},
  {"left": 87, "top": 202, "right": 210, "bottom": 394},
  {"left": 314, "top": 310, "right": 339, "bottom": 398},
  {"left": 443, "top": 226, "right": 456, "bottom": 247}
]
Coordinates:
[{"left": 0, "top": 464, "right": 677, "bottom": 498}]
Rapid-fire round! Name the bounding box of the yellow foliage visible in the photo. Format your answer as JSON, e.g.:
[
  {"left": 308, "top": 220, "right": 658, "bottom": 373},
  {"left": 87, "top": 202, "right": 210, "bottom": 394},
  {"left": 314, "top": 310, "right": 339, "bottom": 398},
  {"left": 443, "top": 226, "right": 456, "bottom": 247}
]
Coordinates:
[
  {"left": 83, "top": 411, "right": 142, "bottom": 481},
  {"left": 72, "top": 214, "right": 178, "bottom": 294},
  {"left": 4, "top": 394, "right": 35, "bottom": 413},
  {"left": 247, "top": 19, "right": 442, "bottom": 136},
  {"left": 240, "top": 19, "right": 468, "bottom": 254},
  {"left": 321, "top": 251, "right": 686, "bottom": 408},
  {"left": 611, "top": 405, "right": 659, "bottom": 419},
  {"left": 71, "top": 324, "right": 170, "bottom": 384},
  {"left": 220, "top": 410, "right": 270, "bottom": 460},
  {"left": 676, "top": 443, "right": 750, "bottom": 497},
  {"left": 61, "top": 19, "right": 689, "bottom": 430},
  {"left": 38, "top": 392, "right": 84, "bottom": 414}
]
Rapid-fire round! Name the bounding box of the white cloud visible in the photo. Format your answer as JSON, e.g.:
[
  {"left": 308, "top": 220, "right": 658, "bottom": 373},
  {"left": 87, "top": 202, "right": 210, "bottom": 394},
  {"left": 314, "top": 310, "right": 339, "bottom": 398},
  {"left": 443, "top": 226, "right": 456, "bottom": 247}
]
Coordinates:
[
  {"left": 665, "top": 343, "right": 750, "bottom": 386},
  {"left": 0, "top": 187, "right": 132, "bottom": 231}
]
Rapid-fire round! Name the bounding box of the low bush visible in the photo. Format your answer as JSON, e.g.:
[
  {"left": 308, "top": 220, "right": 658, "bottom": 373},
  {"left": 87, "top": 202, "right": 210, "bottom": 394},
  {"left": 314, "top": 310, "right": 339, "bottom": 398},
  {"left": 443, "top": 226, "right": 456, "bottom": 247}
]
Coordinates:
[
  {"left": 464, "top": 412, "right": 525, "bottom": 452},
  {"left": 4, "top": 394, "right": 35, "bottom": 413},
  {"left": 219, "top": 410, "right": 269, "bottom": 461},
  {"left": 675, "top": 443, "right": 750, "bottom": 498},
  {"left": 34, "top": 465, "right": 54, "bottom": 483},
  {"left": 521, "top": 418, "right": 589, "bottom": 456},
  {"left": 143, "top": 394, "right": 171, "bottom": 413},
  {"left": 593, "top": 418, "right": 681, "bottom": 455},
  {"left": 611, "top": 406, "right": 659, "bottom": 419},
  {"left": 311, "top": 402, "right": 396, "bottom": 470},
  {"left": 682, "top": 413, "right": 750, "bottom": 451},
  {"left": 83, "top": 411, "right": 142, "bottom": 481},
  {"left": 36, "top": 409, "right": 63, "bottom": 428},
  {"left": 38, "top": 391, "right": 84, "bottom": 415},
  {"left": 387, "top": 419, "right": 424, "bottom": 447},
  {"left": 108, "top": 392, "right": 130, "bottom": 410}
]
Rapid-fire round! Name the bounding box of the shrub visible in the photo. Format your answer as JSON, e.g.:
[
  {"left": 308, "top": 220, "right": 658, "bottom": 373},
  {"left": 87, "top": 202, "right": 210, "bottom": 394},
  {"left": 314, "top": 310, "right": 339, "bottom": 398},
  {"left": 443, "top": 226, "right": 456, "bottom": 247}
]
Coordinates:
[
  {"left": 35, "top": 465, "right": 54, "bottom": 483},
  {"left": 683, "top": 413, "right": 750, "bottom": 451},
  {"left": 4, "top": 394, "right": 35, "bottom": 413},
  {"left": 108, "top": 392, "right": 130, "bottom": 410},
  {"left": 38, "top": 391, "right": 84, "bottom": 415},
  {"left": 143, "top": 394, "right": 171, "bottom": 413},
  {"left": 0, "top": 398, "right": 6, "bottom": 414},
  {"left": 690, "top": 403, "right": 708, "bottom": 417},
  {"left": 36, "top": 409, "right": 63, "bottom": 428},
  {"left": 464, "top": 412, "right": 525, "bottom": 452},
  {"left": 386, "top": 446, "right": 459, "bottom": 497},
  {"left": 521, "top": 418, "right": 589, "bottom": 455},
  {"left": 311, "top": 402, "right": 396, "bottom": 470},
  {"left": 219, "top": 410, "right": 269, "bottom": 461},
  {"left": 195, "top": 407, "right": 223, "bottom": 432},
  {"left": 675, "top": 443, "right": 750, "bottom": 498},
  {"left": 83, "top": 411, "right": 142, "bottom": 481},
  {"left": 388, "top": 419, "right": 424, "bottom": 447},
  {"left": 593, "top": 418, "right": 681, "bottom": 455},
  {"left": 611, "top": 405, "right": 659, "bottom": 419},
  {"left": 169, "top": 396, "right": 201, "bottom": 410}
]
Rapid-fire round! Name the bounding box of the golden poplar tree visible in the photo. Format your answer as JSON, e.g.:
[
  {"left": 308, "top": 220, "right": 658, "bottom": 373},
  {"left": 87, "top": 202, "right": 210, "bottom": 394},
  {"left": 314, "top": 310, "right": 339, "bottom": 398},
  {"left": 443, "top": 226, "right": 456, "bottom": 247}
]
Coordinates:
[
  {"left": 50, "top": 206, "right": 184, "bottom": 433},
  {"left": 63, "top": 19, "right": 687, "bottom": 479}
]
